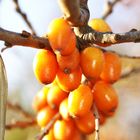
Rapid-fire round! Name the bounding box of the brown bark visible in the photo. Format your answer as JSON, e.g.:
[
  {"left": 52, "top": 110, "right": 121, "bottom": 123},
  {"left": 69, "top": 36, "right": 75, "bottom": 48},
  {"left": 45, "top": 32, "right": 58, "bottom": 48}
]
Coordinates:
[
  {"left": 0, "top": 28, "right": 51, "bottom": 50},
  {"left": 58, "top": 0, "right": 89, "bottom": 26}
]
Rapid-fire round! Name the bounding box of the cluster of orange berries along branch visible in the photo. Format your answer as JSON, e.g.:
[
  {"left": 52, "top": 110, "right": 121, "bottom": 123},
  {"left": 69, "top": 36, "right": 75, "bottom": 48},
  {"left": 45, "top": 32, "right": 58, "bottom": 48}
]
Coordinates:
[
  {"left": 0, "top": 0, "right": 140, "bottom": 140},
  {"left": 32, "top": 17, "right": 121, "bottom": 140}
]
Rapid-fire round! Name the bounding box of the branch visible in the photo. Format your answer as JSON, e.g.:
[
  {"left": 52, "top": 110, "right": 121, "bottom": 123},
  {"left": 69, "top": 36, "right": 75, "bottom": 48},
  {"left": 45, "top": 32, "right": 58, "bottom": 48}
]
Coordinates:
[
  {"left": 13, "top": 0, "right": 37, "bottom": 35},
  {"left": 1, "top": 26, "right": 140, "bottom": 51},
  {"left": 37, "top": 112, "right": 61, "bottom": 140},
  {"left": 58, "top": 0, "right": 89, "bottom": 26},
  {"left": 102, "top": 0, "right": 121, "bottom": 20},
  {"left": 75, "top": 26, "right": 140, "bottom": 50},
  {"left": 0, "top": 27, "right": 51, "bottom": 50}
]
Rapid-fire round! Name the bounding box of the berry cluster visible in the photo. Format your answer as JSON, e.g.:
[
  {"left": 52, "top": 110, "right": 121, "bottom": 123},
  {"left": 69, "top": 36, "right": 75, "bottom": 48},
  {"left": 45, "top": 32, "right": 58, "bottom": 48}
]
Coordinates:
[{"left": 32, "top": 18, "right": 121, "bottom": 140}]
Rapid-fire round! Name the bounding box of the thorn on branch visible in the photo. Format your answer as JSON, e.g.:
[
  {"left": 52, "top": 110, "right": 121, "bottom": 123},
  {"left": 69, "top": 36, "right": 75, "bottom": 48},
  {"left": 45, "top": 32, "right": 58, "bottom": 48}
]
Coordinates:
[
  {"left": 1, "top": 42, "right": 13, "bottom": 52},
  {"left": 21, "top": 30, "right": 31, "bottom": 38}
]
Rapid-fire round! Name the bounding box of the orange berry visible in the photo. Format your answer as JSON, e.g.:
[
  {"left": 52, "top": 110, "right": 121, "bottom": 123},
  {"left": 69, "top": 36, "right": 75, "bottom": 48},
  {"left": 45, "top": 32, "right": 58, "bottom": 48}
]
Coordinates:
[
  {"left": 80, "top": 47, "right": 104, "bottom": 81},
  {"left": 42, "top": 129, "right": 55, "bottom": 140},
  {"left": 53, "top": 119, "right": 75, "bottom": 140},
  {"left": 37, "top": 106, "right": 57, "bottom": 127},
  {"left": 99, "top": 112, "right": 106, "bottom": 125},
  {"left": 48, "top": 18, "right": 76, "bottom": 55},
  {"left": 100, "top": 52, "right": 121, "bottom": 83},
  {"left": 75, "top": 111, "right": 95, "bottom": 134},
  {"left": 56, "top": 66, "right": 82, "bottom": 92},
  {"left": 93, "top": 81, "right": 118, "bottom": 115},
  {"left": 32, "top": 86, "right": 49, "bottom": 111},
  {"left": 68, "top": 84, "right": 93, "bottom": 117},
  {"left": 47, "top": 83, "right": 68, "bottom": 108},
  {"left": 56, "top": 48, "right": 80, "bottom": 73},
  {"left": 33, "top": 49, "right": 58, "bottom": 84},
  {"left": 59, "top": 98, "right": 70, "bottom": 120},
  {"left": 71, "top": 129, "right": 82, "bottom": 140},
  {"left": 88, "top": 18, "right": 112, "bottom": 32}
]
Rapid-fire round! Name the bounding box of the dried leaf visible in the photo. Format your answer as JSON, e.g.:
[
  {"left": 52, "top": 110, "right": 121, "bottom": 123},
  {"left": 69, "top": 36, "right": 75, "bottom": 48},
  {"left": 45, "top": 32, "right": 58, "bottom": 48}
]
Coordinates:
[{"left": 0, "top": 55, "right": 8, "bottom": 140}]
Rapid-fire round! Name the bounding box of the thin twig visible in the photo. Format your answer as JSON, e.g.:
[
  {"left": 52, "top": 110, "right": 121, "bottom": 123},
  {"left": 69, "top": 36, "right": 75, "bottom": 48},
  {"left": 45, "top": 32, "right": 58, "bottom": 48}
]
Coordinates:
[
  {"left": 102, "top": 0, "right": 121, "bottom": 20},
  {"left": 7, "top": 102, "right": 34, "bottom": 119},
  {"left": 101, "top": 48, "right": 140, "bottom": 59},
  {"left": 37, "top": 112, "right": 61, "bottom": 140},
  {"left": 93, "top": 105, "right": 100, "bottom": 140},
  {"left": 6, "top": 119, "right": 36, "bottom": 130},
  {"left": 6, "top": 102, "right": 37, "bottom": 129},
  {"left": 13, "top": 0, "right": 37, "bottom": 35}
]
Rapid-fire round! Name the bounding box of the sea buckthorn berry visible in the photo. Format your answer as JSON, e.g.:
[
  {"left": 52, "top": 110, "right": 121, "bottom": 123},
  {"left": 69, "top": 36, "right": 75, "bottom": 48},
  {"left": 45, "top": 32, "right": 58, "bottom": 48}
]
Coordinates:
[
  {"left": 37, "top": 106, "right": 57, "bottom": 127},
  {"left": 100, "top": 52, "right": 122, "bottom": 83},
  {"left": 88, "top": 18, "right": 112, "bottom": 32},
  {"left": 56, "top": 48, "right": 80, "bottom": 73},
  {"left": 98, "top": 112, "right": 106, "bottom": 125},
  {"left": 33, "top": 49, "right": 58, "bottom": 84},
  {"left": 71, "top": 129, "right": 82, "bottom": 140},
  {"left": 47, "top": 18, "right": 76, "bottom": 55},
  {"left": 59, "top": 98, "right": 70, "bottom": 120},
  {"left": 53, "top": 119, "right": 75, "bottom": 140},
  {"left": 93, "top": 81, "right": 118, "bottom": 115},
  {"left": 75, "top": 111, "right": 95, "bottom": 134},
  {"left": 80, "top": 47, "right": 104, "bottom": 81},
  {"left": 88, "top": 18, "right": 112, "bottom": 47},
  {"left": 56, "top": 66, "right": 82, "bottom": 92},
  {"left": 47, "top": 83, "right": 68, "bottom": 108},
  {"left": 32, "top": 86, "right": 49, "bottom": 112},
  {"left": 42, "top": 129, "right": 55, "bottom": 140},
  {"left": 68, "top": 84, "right": 93, "bottom": 117}
]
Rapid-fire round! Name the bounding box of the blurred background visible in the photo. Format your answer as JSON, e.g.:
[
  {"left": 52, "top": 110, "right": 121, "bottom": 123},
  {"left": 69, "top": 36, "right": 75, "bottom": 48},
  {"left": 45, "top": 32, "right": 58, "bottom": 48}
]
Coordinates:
[{"left": 0, "top": 0, "right": 140, "bottom": 140}]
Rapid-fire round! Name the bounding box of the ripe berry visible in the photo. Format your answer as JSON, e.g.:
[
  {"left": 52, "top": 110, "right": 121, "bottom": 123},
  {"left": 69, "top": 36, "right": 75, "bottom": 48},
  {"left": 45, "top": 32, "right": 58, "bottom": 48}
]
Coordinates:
[
  {"left": 68, "top": 84, "right": 93, "bottom": 117},
  {"left": 93, "top": 81, "right": 118, "bottom": 115}
]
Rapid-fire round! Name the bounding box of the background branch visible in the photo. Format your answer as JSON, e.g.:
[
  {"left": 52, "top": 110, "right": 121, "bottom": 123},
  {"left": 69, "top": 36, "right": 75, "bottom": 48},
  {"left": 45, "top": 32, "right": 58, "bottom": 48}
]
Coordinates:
[
  {"left": 13, "top": 0, "right": 37, "bottom": 35},
  {"left": 6, "top": 120, "right": 36, "bottom": 130},
  {"left": 6, "top": 102, "right": 36, "bottom": 130},
  {"left": 37, "top": 112, "right": 61, "bottom": 140},
  {"left": 7, "top": 102, "right": 34, "bottom": 119},
  {"left": 102, "top": 0, "right": 121, "bottom": 20}
]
